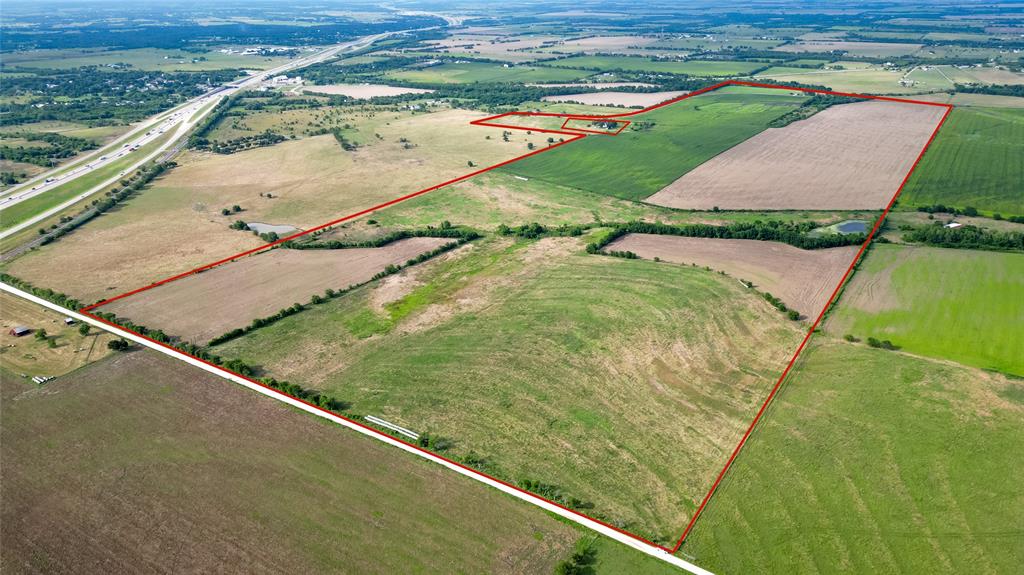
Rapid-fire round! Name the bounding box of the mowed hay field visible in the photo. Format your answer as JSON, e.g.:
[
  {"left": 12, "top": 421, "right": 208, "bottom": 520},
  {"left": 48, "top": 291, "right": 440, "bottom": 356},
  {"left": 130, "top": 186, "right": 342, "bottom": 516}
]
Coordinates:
[
  {"left": 899, "top": 107, "right": 1024, "bottom": 217},
  {"left": 604, "top": 234, "right": 859, "bottom": 318},
  {"left": 0, "top": 351, "right": 581, "bottom": 574},
  {"left": 682, "top": 341, "right": 1024, "bottom": 574},
  {"left": 215, "top": 237, "right": 805, "bottom": 542},
  {"left": 646, "top": 101, "right": 948, "bottom": 210},
  {"left": 4, "top": 108, "right": 549, "bottom": 303},
  {"left": 100, "top": 238, "right": 450, "bottom": 344},
  {"left": 0, "top": 292, "right": 114, "bottom": 378},
  {"left": 827, "top": 245, "right": 1024, "bottom": 376},
  {"left": 502, "top": 87, "right": 808, "bottom": 201}
]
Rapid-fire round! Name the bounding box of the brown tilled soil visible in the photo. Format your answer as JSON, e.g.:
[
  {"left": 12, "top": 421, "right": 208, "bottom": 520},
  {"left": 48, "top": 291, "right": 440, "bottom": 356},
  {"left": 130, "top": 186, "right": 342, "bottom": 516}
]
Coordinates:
[
  {"left": 646, "top": 100, "right": 947, "bottom": 210},
  {"left": 605, "top": 234, "right": 859, "bottom": 318},
  {"left": 100, "top": 238, "right": 449, "bottom": 344},
  {"left": 0, "top": 351, "right": 578, "bottom": 574}
]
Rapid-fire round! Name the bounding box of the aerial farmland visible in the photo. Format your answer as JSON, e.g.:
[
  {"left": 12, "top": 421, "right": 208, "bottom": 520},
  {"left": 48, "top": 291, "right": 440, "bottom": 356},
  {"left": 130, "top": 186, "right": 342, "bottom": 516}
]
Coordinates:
[{"left": 1, "top": 2, "right": 1022, "bottom": 574}]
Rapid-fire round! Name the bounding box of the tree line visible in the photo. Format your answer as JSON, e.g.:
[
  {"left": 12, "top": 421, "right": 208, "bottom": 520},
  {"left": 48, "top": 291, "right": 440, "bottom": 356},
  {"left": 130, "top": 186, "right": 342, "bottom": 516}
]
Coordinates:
[
  {"left": 586, "top": 220, "right": 866, "bottom": 253},
  {"left": 903, "top": 223, "right": 1024, "bottom": 251}
]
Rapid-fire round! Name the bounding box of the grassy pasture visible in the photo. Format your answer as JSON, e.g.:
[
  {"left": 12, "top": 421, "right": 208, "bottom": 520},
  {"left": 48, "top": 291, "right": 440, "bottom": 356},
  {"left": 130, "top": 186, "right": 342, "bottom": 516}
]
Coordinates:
[
  {"left": 683, "top": 341, "right": 1024, "bottom": 574},
  {"left": 754, "top": 67, "right": 931, "bottom": 94},
  {"left": 899, "top": 107, "right": 1024, "bottom": 216},
  {"left": 387, "top": 62, "right": 590, "bottom": 84},
  {"left": 828, "top": 244, "right": 1024, "bottom": 376},
  {"left": 544, "top": 55, "right": 765, "bottom": 76},
  {"left": 500, "top": 87, "right": 806, "bottom": 201},
  {"left": 216, "top": 236, "right": 804, "bottom": 542},
  {"left": 0, "top": 292, "right": 114, "bottom": 378},
  {"left": 0, "top": 350, "right": 584, "bottom": 574}
]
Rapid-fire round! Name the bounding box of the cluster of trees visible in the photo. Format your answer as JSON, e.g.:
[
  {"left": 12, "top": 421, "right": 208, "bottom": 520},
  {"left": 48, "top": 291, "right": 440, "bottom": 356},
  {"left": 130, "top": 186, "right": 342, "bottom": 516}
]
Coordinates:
[
  {"left": 194, "top": 130, "right": 286, "bottom": 154},
  {"left": 954, "top": 83, "right": 1024, "bottom": 97},
  {"left": 496, "top": 222, "right": 590, "bottom": 239},
  {"left": 915, "top": 203, "right": 1023, "bottom": 223},
  {"left": 1, "top": 171, "right": 27, "bottom": 185},
  {"left": 0, "top": 273, "right": 84, "bottom": 311},
  {"left": 867, "top": 337, "right": 900, "bottom": 350},
  {"left": 554, "top": 542, "right": 598, "bottom": 575},
  {"left": 260, "top": 376, "right": 350, "bottom": 412},
  {"left": 605, "top": 249, "right": 639, "bottom": 259},
  {"left": 187, "top": 95, "right": 235, "bottom": 148},
  {"left": 0, "top": 131, "right": 97, "bottom": 166},
  {"left": 587, "top": 220, "right": 865, "bottom": 253},
  {"left": 39, "top": 162, "right": 175, "bottom": 246},
  {"left": 1, "top": 67, "right": 240, "bottom": 125},
  {"left": 903, "top": 223, "right": 1024, "bottom": 251}
]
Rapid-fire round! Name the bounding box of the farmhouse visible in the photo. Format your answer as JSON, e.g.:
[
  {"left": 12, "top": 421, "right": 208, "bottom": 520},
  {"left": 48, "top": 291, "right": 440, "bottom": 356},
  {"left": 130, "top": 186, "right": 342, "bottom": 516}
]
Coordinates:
[{"left": 9, "top": 326, "right": 30, "bottom": 337}]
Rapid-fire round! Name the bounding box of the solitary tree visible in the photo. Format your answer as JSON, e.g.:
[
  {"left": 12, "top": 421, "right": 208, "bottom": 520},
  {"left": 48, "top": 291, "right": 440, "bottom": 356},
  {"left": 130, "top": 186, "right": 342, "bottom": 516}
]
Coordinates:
[{"left": 78, "top": 323, "right": 90, "bottom": 336}]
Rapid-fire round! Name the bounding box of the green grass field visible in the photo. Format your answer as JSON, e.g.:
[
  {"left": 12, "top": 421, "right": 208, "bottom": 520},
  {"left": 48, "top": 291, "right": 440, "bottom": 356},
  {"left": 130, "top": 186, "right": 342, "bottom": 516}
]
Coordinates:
[
  {"left": 544, "top": 55, "right": 766, "bottom": 76},
  {"left": 500, "top": 87, "right": 806, "bottom": 201},
  {"left": 0, "top": 349, "right": 677, "bottom": 573},
  {"left": 683, "top": 341, "right": 1024, "bottom": 574},
  {"left": 828, "top": 244, "right": 1024, "bottom": 376},
  {"left": 387, "top": 62, "right": 591, "bottom": 84},
  {"left": 215, "top": 236, "right": 803, "bottom": 543},
  {"left": 900, "top": 107, "right": 1024, "bottom": 216}
]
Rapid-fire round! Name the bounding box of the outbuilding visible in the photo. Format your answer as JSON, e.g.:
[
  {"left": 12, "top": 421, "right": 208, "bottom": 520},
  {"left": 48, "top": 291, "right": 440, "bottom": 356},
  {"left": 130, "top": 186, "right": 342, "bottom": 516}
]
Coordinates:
[
  {"left": 63, "top": 317, "right": 76, "bottom": 326},
  {"left": 9, "top": 326, "right": 30, "bottom": 337}
]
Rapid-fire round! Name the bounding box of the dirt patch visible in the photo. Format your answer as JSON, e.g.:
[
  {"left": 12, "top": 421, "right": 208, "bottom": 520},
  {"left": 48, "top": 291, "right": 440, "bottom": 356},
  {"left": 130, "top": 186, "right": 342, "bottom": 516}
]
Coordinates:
[
  {"left": 303, "top": 84, "right": 435, "bottom": 98},
  {"left": 541, "top": 91, "right": 688, "bottom": 107},
  {"left": 646, "top": 100, "right": 947, "bottom": 210},
  {"left": 605, "top": 234, "right": 859, "bottom": 317},
  {"left": 99, "top": 238, "right": 450, "bottom": 344}
]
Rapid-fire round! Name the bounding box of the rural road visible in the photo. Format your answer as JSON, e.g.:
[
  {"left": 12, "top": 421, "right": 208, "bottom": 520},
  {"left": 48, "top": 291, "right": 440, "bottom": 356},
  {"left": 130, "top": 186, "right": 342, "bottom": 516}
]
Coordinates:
[
  {"left": 0, "top": 282, "right": 713, "bottom": 575},
  {"left": 0, "top": 31, "right": 396, "bottom": 240}
]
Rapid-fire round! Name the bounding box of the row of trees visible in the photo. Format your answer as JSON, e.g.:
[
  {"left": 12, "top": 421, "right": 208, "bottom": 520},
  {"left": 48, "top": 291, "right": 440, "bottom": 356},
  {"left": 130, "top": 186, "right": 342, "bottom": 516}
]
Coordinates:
[
  {"left": 288, "top": 224, "right": 480, "bottom": 250},
  {"left": 586, "top": 220, "right": 866, "bottom": 253},
  {"left": 903, "top": 223, "right": 1024, "bottom": 251},
  {"left": 0, "top": 273, "right": 84, "bottom": 311}
]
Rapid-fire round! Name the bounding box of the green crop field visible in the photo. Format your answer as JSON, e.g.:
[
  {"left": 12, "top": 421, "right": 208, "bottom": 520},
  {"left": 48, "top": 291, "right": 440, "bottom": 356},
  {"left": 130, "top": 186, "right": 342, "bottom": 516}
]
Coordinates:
[
  {"left": 828, "top": 244, "right": 1024, "bottom": 376},
  {"left": 215, "top": 236, "right": 803, "bottom": 543},
  {"left": 386, "top": 61, "right": 590, "bottom": 84},
  {"left": 544, "top": 55, "right": 766, "bottom": 76},
  {"left": 900, "top": 107, "right": 1024, "bottom": 217},
  {"left": 683, "top": 341, "right": 1024, "bottom": 574},
  {"left": 500, "top": 87, "right": 807, "bottom": 201},
  {"left": 0, "top": 349, "right": 672, "bottom": 573}
]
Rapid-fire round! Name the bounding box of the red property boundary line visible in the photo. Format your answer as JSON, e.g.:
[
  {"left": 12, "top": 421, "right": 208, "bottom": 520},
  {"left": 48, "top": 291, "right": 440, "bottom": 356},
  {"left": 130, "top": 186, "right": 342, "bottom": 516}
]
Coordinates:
[{"left": 79, "top": 80, "right": 952, "bottom": 555}]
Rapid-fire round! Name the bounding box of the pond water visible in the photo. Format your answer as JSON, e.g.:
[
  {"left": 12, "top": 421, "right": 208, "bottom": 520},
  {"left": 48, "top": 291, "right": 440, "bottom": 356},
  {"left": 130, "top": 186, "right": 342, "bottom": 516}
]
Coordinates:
[
  {"left": 246, "top": 222, "right": 299, "bottom": 236},
  {"left": 835, "top": 220, "right": 868, "bottom": 234}
]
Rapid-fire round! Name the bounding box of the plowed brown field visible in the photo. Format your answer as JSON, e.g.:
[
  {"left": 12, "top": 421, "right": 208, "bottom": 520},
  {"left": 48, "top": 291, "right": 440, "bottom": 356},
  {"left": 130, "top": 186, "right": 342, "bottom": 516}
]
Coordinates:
[{"left": 646, "top": 100, "right": 947, "bottom": 210}]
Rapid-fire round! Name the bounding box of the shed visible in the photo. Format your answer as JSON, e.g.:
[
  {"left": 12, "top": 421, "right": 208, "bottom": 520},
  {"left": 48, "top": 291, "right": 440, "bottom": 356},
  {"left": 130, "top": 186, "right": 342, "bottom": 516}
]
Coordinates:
[
  {"left": 64, "top": 317, "right": 76, "bottom": 326},
  {"left": 10, "top": 326, "right": 30, "bottom": 337}
]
